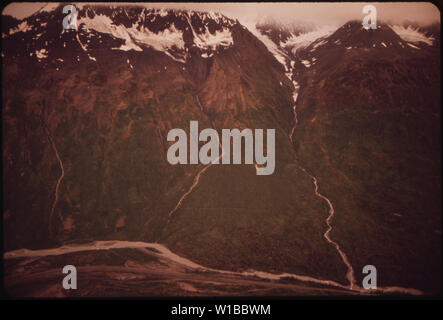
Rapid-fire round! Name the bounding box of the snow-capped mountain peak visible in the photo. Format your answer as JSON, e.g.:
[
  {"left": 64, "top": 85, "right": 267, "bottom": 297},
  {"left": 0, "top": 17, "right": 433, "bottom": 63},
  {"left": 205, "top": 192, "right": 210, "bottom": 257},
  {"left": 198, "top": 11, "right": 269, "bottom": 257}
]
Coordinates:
[{"left": 2, "top": 4, "right": 240, "bottom": 64}]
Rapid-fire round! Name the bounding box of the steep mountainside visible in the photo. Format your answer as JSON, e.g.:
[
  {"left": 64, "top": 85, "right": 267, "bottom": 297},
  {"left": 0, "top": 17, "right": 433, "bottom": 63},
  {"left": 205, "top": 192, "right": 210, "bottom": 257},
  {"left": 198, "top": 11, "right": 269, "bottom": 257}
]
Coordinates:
[
  {"left": 2, "top": 4, "right": 349, "bottom": 285},
  {"left": 2, "top": 4, "right": 441, "bottom": 294},
  {"left": 290, "top": 21, "right": 441, "bottom": 292}
]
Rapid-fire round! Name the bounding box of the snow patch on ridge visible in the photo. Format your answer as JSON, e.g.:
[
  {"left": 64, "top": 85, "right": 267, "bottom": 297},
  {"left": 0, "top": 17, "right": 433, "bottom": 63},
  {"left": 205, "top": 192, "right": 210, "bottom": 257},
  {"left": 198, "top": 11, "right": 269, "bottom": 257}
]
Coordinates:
[
  {"left": 185, "top": 14, "right": 234, "bottom": 53},
  {"left": 282, "top": 25, "right": 337, "bottom": 53},
  {"left": 77, "top": 13, "right": 185, "bottom": 58},
  {"left": 193, "top": 28, "right": 233, "bottom": 50},
  {"left": 9, "top": 21, "right": 32, "bottom": 35},
  {"left": 407, "top": 42, "right": 420, "bottom": 50},
  {"left": 39, "top": 3, "right": 60, "bottom": 13},
  {"left": 390, "top": 25, "right": 434, "bottom": 46},
  {"left": 35, "top": 48, "right": 48, "bottom": 59},
  {"left": 240, "top": 20, "right": 288, "bottom": 70},
  {"left": 301, "top": 60, "right": 311, "bottom": 67}
]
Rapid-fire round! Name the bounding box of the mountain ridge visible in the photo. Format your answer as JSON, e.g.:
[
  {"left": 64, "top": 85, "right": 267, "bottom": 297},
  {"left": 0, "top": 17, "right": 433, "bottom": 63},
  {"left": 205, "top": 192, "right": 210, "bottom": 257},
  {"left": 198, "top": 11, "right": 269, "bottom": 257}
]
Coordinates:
[{"left": 2, "top": 4, "right": 441, "bottom": 294}]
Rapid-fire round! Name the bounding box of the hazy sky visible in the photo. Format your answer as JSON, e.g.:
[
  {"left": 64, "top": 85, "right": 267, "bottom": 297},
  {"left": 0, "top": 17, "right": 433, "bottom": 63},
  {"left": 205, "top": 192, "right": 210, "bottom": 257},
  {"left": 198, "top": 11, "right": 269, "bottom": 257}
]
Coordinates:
[{"left": 3, "top": 2, "right": 440, "bottom": 25}]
